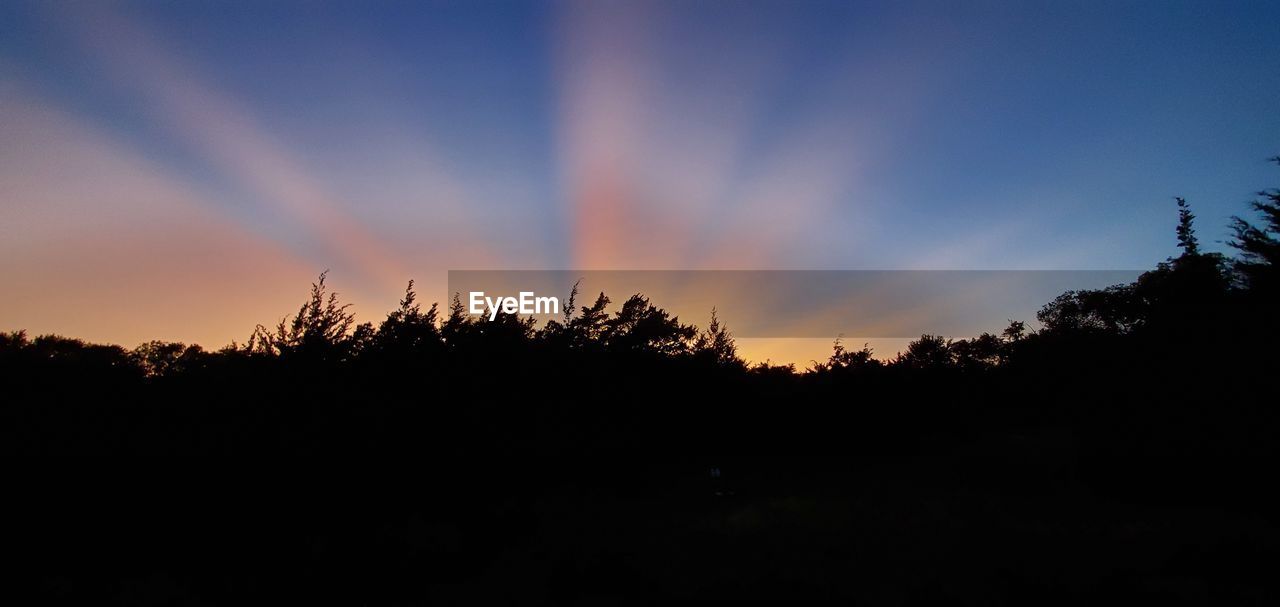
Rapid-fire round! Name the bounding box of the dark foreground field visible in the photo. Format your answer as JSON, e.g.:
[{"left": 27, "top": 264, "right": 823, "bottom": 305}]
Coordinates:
[{"left": 11, "top": 452, "right": 1277, "bottom": 606}]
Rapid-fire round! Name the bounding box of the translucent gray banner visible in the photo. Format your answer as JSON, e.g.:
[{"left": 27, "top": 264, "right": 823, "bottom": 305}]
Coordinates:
[{"left": 446, "top": 270, "right": 1140, "bottom": 338}]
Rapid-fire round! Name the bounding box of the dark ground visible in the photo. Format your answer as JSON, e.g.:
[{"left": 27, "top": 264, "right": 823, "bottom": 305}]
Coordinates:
[{"left": 10, "top": 449, "right": 1277, "bottom": 605}]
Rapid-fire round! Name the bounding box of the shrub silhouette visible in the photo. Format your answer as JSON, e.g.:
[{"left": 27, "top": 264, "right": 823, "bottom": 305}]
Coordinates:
[
  {"left": 246, "top": 270, "right": 362, "bottom": 363},
  {"left": 692, "top": 308, "right": 742, "bottom": 370},
  {"left": 1230, "top": 157, "right": 1280, "bottom": 298},
  {"left": 371, "top": 280, "right": 443, "bottom": 360}
]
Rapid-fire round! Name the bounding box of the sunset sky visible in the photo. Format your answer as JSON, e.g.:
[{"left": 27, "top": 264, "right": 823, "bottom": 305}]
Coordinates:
[{"left": 2, "top": 0, "right": 1279, "bottom": 362}]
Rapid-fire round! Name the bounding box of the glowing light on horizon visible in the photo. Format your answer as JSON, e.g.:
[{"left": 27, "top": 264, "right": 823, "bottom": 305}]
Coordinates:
[
  {"left": 0, "top": 88, "right": 318, "bottom": 347},
  {"left": 4, "top": 0, "right": 1253, "bottom": 361}
]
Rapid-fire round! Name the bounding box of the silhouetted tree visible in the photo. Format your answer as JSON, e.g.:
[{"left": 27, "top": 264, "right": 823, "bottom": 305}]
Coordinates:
[
  {"left": 950, "top": 333, "right": 1002, "bottom": 370},
  {"left": 894, "top": 334, "right": 953, "bottom": 369},
  {"left": 1038, "top": 290, "right": 1103, "bottom": 334},
  {"left": 537, "top": 279, "right": 582, "bottom": 349},
  {"left": 748, "top": 359, "right": 797, "bottom": 379},
  {"left": 247, "top": 271, "right": 361, "bottom": 363},
  {"left": 693, "top": 308, "right": 743, "bottom": 369},
  {"left": 372, "top": 280, "right": 442, "bottom": 360},
  {"left": 812, "top": 337, "right": 879, "bottom": 374},
  {"left": 1175, "top": 197, "right": 1200, "bottom": 256},
  {"left": 1125, "top": 197, "right": 1231, "bottom": 335},
  {"left": 1037, "top": 285, "right": 1142, "bottom": 334},
  {"left": 562, "top": 279, "right": 581, "bottom": 325},
  {"left": 1001, "top": 320, "right": 1027, "bottom": 342},
  {"left": 3, "top": 333, "right": 137, "bottom": 378},
  {"left": 472, "top": 301, "right": 537, "bottom": 347},
  {"left": 0, "top": 329, "right": 29, "bottom": 352},
  {"left": 603, "top": 294, "right": 697, "bottom": 355},
  {"left": 1229, "top": 157, "right": 1280, "bottom": 296},
  {"left": 566, "top": 291, "right": 611, "bottom": 349},
  {"left": 441, "top": 292, "right": 476, "bottom": 350},
  {"left": 131, "top": 341, "right": 207, "bottom": 378}
]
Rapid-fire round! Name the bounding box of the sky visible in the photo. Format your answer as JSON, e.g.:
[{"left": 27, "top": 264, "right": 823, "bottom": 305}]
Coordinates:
[{"left": 2, "top": 0, "right": 1279, "bottom": 362}]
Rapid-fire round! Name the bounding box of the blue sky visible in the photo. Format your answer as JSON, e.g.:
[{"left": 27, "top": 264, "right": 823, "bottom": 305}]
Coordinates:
[{"left": 2, "top": 0, "right": 1279, "bottom": 350}]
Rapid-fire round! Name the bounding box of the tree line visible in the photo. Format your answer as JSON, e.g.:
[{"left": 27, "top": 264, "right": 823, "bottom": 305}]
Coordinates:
[
  {"left": 1, "top": 160, "right": 1277, "bottom": 457},
  {"left": 6, "top": 159, "right": 1278, "bottom": 378}
]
